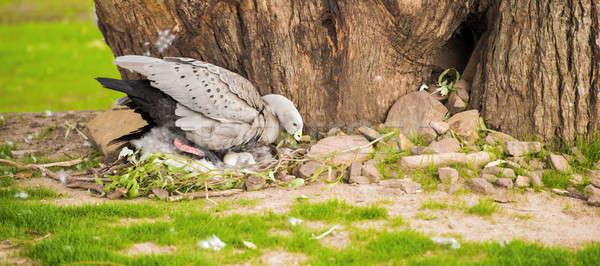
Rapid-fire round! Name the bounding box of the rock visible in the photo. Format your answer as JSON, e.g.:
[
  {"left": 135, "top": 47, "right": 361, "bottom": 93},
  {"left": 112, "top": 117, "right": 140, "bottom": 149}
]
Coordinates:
[
  {"left": 151, "top": 187, "right": 169, "bottom": 200},
  {"left": 357, "top": 126, "right": 381, "bottom": 141},
  {"left": 570, "top": 174, "right": 584, "bottom": 185},
  {"left": 307, "top": 135, "right": 373, "bottom": 165},
  {"left": 86, "top": 109, "right": 148, "bottom": 159},
  {"left": 484, "top": 131, "right": 517, "bottom": 145},
  {"left": 410, "top": 146, "right": 432, "bottom": 155},
  {"left": 10, "top": 150, "right": 40, "bottom": 158},
  {"left": 278, "top": 175, "right": 296, "bottom": 184},
  {"left": 446, "top": 110, "right": 480, "bottom": 143},
  {"left": 428, "top": 138, "right": 461, "bottom": 154},
  {"left": 447, "top": 91, "right": 468, "bottom": 114},
  {"left": 349, "top": 162, "right": 362, "bottom": 179},
  {"left": 400, "top": 153, "right": 467, "bottom": 168},
  {"left": 481, "top": 174, "right": 498, "bottom": 183},
  {"left": 495, "top": 178, "right": 514, "bottom": 189},
  {"left": 468, "top": 178, "right": 495, "bottom": 194},
  {"left": 327, "top": 127, "right": 345, "bottom": 137},
  {"left": 552, "top": 188, "right": 569, "bottom": 196},
  {"left": 107, "top": 187, "right": 128, "bottom": 199},
  {"left": 528, "top": 171, "right": 544, "bottom": 187},
  {"left": 379, "top": 178, "right": 423, "bottom": 193},
  {"left": 570, "top": 147, "right": 587, "bottom": 164},
  {"left": 585, "top": 185, "right": 600, "bottom": 207},
  {"left": 384, "top": 91, "right": 448, "bottom": 142},
  {"left": 385, "top": 133, "right": 413, "bottom": 152},
  {"left": 504, "top": 141, "right": 543, "bottom": 157},
  {"left": 548, "top": 154, "right": 571, "bottom": 172},
  {"left": 362, "top": 160, "right": 382, "bottom": 183},
  {"left": 245, "top": 176, "right": 266, "bottom": 191},
  {"left": 566, "top": 187, "right": 588, "bottom": 200},
  {"left": 429, "top": 121, "right": 450, "bottom": 135},
  {"left": 298, "top": 161, "right": 325, "bottom": 179},
  {"left": 438, "top": 167, "right": 458, "bottom": 183},
  {"left": 454, "top": 81, "right": 470, "bottom": 102},
  {"left": 481, "top": 166, "right": 516, "bottom": 179},
  {"left": 348, "top": 175, "right": 371, "bottom": 184},
  {"left": 589, "top": 174, "right": 600, "bottom": 189},
  {"left": 507, "top": 157, "right": 545, "bottom": 170},
  {"left": 466, "top": 151, "right": 493, "bottom": 167},
  {"left": 515, "top": 176, "right": 530, "bottom": 188}
]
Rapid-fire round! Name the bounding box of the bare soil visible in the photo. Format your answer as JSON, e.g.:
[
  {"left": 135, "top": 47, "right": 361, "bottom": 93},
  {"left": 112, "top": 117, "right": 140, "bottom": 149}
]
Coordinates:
[{"left": 3, "top": 111, "right": 600, "bottom": 253}]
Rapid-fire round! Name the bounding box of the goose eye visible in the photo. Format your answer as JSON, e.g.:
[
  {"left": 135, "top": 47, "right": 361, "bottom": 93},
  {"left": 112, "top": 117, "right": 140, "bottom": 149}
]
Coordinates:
[{"left": 293, "top": 123, "right": 297, "bottom": 127}]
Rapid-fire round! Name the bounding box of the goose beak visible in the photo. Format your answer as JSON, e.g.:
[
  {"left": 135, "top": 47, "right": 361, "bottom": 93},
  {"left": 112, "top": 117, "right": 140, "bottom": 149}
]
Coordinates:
[{"left": 293, "top": 130, "right": 302, "bottom": 142}]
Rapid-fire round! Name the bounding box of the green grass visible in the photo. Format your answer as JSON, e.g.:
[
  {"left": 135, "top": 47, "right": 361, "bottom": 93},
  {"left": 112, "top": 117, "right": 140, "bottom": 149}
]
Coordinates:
[
  {"left": 0, "top": 22, "right": 121, "bottom": 112},
  {"left": 0, "top": 186, "right": 60, "bottom": 200},
  {"left": 290, "top": 199, "right": 388, "bottom": 222},
  {"left": 467, "top": 198, "right": 499, "bottom": 216},
  {"left": 3, "top": 190, "right": 600, "bottom": 265},
  {"left": 0, "top": 0, "right": 94, "bottom": 24},
  {"left": 420, "top": 199, "right": 449, "bottom": 210},
  {"left": 542, "top": 170, "right": 573, "bottom": 189}
]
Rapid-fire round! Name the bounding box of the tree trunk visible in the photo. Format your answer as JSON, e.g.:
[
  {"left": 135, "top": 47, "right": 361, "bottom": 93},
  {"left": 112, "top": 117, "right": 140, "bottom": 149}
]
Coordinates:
[
  {"left": 470, "top": 0, "right": 600, "bottom": 142},
  {"left": 94, "top": 0, "right": 476, "bottom": 136}
]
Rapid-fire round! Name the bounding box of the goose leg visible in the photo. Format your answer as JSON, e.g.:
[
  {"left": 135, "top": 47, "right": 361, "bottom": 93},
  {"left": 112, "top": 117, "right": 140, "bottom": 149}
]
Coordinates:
[{"left": 174, "top": 138, "right": 205, "bottom": 157}]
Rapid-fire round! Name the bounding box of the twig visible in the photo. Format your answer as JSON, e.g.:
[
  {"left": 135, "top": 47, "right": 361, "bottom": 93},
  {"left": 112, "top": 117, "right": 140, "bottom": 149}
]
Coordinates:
[
  {"left": 39, "top": 158, "right": 82, "bottom": 168},
  {"left": 65, "top": 121, "right": 88, "bottom": 140},
  {"left": 0, "top": 158, "right": 68, "bottom": 182},
  {"left": 314, "top": 224, "right": 339, "bottom": 239},
  {"left": 167, "top": 189, "right": 243, "bottom": 201}
]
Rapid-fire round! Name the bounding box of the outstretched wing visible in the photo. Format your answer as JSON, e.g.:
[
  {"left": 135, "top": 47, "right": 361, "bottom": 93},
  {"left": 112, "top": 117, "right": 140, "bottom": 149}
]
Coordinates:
[{"left": 113, "top": 55, "right": 264, "bottom": 124}]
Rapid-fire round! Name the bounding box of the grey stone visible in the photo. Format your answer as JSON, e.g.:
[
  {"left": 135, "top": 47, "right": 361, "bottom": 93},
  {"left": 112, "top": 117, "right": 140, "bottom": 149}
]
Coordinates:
[
  {"left": 454, "top": 85, "right": 470, "bottom": 103},
  {"left": 447, "top": 110, "right": 480, "bottom": 144},
  {"left": 495, "top": 178, "right": 514, "bottom": 189},
  {"left": 481, "top": 166, "right": 516, "bottom": 179},
  {"left": 484, "top": 131, "right": 517, "bottom": 145},
  {"left": 385, "top": 91, "right": 447, "bottom": 143},
  {"left": 447, "top": 91, "right": 468, "bottom": 114},
  {"left": 515, "top": 176, "right": 530, "bottom": 188},
  {"left": 362, "top": 160, "right": 382, "bottom": 183},
  {"left": 570, "top": 147, "right": 587, "bottom": 164},
  {"left": 410, "top": 146, "right": 432, "bottom": 155},
  {"left": 590, "top": 175, "right": 600, "bottom": 189},
  {"left": 585, "top": 185, "right": 600, "bottom": 207},
  {"left": 245, "top": 176, "right": 266, "bottom": 191},
  {"left": 379, "top": 178, "right": 423, "bottom": 193},
  {"left": 505, "top": 141, "right": 543, "bottom": 157},
  {"left": 348, "top": 175, "right": 371, "bottom": 184},
  {"left": 151, "top": 187, "right": 169, "bottom": 200},
  {"left": 298, "top": 161, "right": 324, "bottom": 179},
  {"left": 438, "top": 167, "right": 459, "bottom": 183},
  {"left": 528, "top": 171, "right": 544, "bottom": 187},
  {"left": 430, "top": 121, "right": 450, "bottom": 135},
  {"left": 349, "top": 162, "right": 362, "bottom": 178},
  {"left": 548, "top": 154, "right": 571, "bottom": 172},
  {"left": 566, "top": 187, "right": 588, "bottom": 200},
  {"left": 357, "top": 126, "right": 381, "bottom": 141},
  {"left": 481, "top": 174, "right": 498, "bottom": 183},
  {"left": 428, "top": 138, "right": 461, "bottom": 154},
  {"left": 307, "top": 135, "right": 373, "bottom": 165},
  {"left": 570, "top": 174, "right": 584, "bottom": 185},
  {"left": 10, "top": 150, "right": 39, "bottom": 158},
  {"left": 468, "top": 178, "right": 495, "bottom": 194},
  {"left": 552, "top": 188, "right": 569, "bottom": 196},
  {"left": 507, "top": 157, "right": 545, "bottom": 170},
  {"left": 385, "top": 133, "right": 413, "bottom": 152},
  {"left": 466, "top": 151, "right": 493, "bottom": 167},
  {"left": 400, "top": 153, "right": 467, "bottom": 168}
]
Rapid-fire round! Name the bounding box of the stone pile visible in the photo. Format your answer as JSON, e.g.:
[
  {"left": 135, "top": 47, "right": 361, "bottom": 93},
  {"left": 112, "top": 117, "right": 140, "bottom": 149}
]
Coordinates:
[{"left": 293, "top": 79, "right": 600, "bottom": 207}]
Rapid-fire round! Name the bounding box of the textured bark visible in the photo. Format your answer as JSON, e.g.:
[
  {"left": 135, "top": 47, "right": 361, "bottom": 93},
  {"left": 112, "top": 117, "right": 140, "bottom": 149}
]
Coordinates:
[
  {"left": 94, "top": 0, "right": 475, "bottom": 135},
  {"left": 471, "top": 0, "right": 600, "bottom": 142}
]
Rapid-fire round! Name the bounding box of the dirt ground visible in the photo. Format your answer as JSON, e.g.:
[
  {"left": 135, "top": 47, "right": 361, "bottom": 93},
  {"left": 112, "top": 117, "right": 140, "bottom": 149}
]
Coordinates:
[{"left": 2, "top": 111, "right": 600, "bottom": 254}]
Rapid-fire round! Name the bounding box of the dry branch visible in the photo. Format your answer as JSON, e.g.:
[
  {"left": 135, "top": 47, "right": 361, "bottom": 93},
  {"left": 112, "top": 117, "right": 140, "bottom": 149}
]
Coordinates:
[{"left": 167, "top": 189, "right": 243, "bottom": 201}]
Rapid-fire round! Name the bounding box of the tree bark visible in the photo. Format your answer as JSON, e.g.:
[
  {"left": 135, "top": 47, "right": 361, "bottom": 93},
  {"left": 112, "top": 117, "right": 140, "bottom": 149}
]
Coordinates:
[
  {"left": 94, "top": 0, "right": 476, "bottom": 136},
  {"left": 470, "top": 0, "right": 600, "bottom": 142}
]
